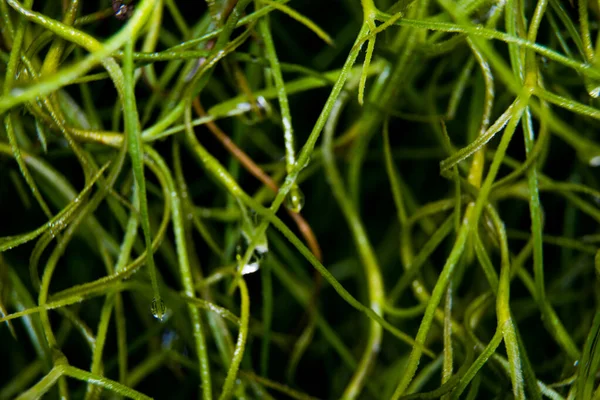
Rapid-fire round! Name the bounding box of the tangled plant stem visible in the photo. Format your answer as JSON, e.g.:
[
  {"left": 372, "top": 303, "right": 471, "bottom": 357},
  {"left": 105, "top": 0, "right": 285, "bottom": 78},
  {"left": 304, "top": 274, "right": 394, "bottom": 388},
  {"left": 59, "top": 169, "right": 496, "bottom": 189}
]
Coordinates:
[{"left": 1, "top": 0, "right": 600, "bottom": 399}]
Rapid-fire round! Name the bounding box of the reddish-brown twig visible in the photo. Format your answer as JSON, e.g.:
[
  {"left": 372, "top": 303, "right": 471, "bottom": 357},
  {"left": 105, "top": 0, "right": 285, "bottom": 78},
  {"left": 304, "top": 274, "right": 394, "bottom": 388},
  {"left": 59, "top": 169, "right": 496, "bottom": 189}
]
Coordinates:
[{"left": 192, "top": 98, "right": 322, "bottom": 262}]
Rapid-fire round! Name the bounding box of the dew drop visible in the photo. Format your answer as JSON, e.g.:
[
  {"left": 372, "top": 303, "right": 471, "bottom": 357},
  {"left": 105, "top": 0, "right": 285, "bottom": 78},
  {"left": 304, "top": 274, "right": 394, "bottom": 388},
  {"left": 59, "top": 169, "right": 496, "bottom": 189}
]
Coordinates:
[
  {"left": 242, "top": 251, "right": 264, "bottom": 275},
  {"left": 236, "top": 211, "right": 269, "bottom": 274},
  {"left": 10, "top": 87, "right": 24, "bottom": 97},
  {"left": 240, "top": 258, "right": 261, "bottom": 274},
  {"left": 150, "top": 298, "right": 167, "bottom": 321},
  {"left": 285, "top": 186, "right": 305, "bottom": 213},
  {"left": 233, "top": 101, "right": 252, "bottom": 115},
  {"left": 112, "top": 0, "right": 134, "bottom": 20},
  {"left": 235, "top": 238, "right": 266, "bottom": 275},
  {"left": 256, "top": 96, "right": 270, "bottom": 115},
  {"left": 589, "top": 155, "right": 600, "bottom": 167},
  {"left": 585, "top": 76, "right": 600, "bottom": 98}
]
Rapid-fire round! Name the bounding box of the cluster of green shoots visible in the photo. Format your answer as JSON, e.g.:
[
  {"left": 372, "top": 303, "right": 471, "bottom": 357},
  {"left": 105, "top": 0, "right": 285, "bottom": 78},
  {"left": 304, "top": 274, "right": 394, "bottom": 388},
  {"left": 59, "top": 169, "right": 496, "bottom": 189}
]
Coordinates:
[{"left": 1, "top": 0, "right": 600, "bottom": 399}]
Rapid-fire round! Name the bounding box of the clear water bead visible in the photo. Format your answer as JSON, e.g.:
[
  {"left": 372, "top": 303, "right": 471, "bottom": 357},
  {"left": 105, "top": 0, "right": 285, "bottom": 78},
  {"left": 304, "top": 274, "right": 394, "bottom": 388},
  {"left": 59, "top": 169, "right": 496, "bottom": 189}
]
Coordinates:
[
  {"left": 150, "top": 298, "right": 167, "bottom": 321},
  {"left": 236, "top": 240, "right": 266, "bottom": 275},
  {"left": 285, "top": 186, "right": 305, "bottom": 213}
]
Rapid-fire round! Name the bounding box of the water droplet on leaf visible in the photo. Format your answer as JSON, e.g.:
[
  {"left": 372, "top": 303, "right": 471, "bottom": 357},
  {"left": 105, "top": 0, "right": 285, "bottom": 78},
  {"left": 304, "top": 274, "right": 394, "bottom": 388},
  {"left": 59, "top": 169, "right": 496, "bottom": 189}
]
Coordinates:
[
  {"left": 151, "top": 298, "right": 167, "bottom": 321},
  {"left": 236, "top": 240, "right": 266, "bottom": 275},
  {"left": 285, "top": 186, "right": 305, "bottom": 213},
  {"left": 10, "top": 87, "right": 24, "bottom": 97},
  {"left": 256, "top": 96, "right": 270, "bottom": 115},
  {"left": 585, "top": 76, "right": 600, "bottom": 98},
  {"left": 241, "top": 255, "right": 262, "bottom": 274},
  {"left": 588, "top": 155, "right": 600, "bottom": 167},
  {"left": 236, "top": 206, "right": 269, "bottom": 274}
]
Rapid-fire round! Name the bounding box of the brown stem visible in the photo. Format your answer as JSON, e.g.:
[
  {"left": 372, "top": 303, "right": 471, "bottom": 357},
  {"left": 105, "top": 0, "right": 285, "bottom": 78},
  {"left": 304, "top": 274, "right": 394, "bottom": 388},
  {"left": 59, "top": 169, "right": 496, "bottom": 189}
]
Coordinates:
[
  {"left": 192, "top": 98, "right": 322, "bottom": 261},
  {"left": 191, "top": 98, "right": 323, "bottom": 357}
]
